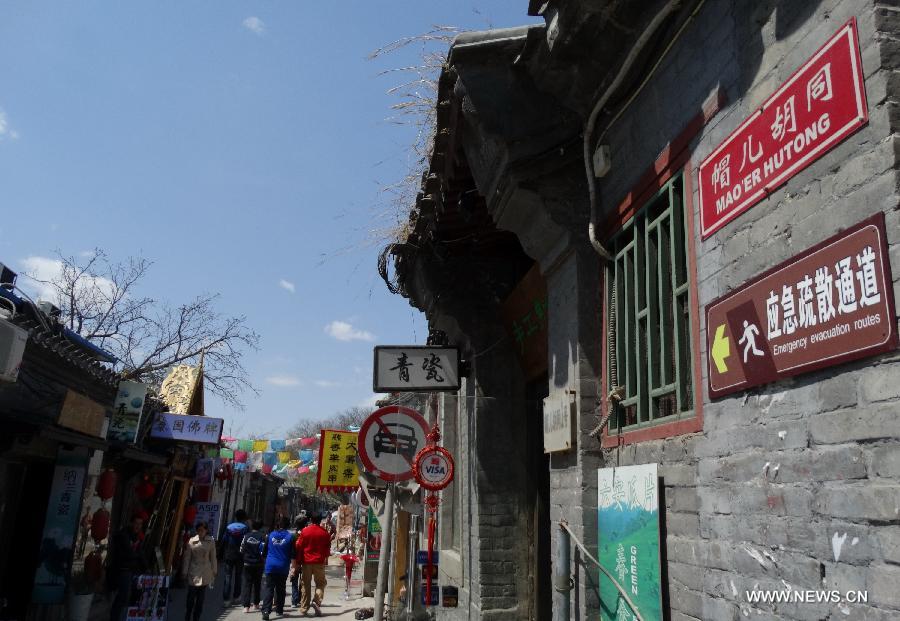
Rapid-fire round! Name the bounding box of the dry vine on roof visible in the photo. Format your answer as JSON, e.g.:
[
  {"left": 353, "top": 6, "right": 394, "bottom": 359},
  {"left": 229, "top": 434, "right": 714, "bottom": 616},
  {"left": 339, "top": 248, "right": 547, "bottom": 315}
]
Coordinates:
[{"left": 368, "top": 26, "right": 458, "bottom": 247}]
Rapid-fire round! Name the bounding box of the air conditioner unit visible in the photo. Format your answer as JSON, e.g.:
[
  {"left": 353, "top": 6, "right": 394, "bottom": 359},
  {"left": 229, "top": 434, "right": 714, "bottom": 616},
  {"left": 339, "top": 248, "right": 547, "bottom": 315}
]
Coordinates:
[{"left": 0, "top": 318, "right": 28, "bottom": 382}]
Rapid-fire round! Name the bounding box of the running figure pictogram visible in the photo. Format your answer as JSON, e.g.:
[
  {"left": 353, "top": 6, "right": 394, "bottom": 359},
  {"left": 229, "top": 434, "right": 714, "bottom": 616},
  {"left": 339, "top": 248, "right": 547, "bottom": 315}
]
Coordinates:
[{"left": 738, "top": 320, "right": 764, "bottom": 362}]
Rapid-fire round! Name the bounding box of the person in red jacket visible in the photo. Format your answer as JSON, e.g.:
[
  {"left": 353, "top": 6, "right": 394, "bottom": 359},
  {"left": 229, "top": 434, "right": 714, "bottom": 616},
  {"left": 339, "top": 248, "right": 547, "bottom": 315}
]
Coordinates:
[{"left": 292, "top": 513, "right": 331, "bottom": 616}]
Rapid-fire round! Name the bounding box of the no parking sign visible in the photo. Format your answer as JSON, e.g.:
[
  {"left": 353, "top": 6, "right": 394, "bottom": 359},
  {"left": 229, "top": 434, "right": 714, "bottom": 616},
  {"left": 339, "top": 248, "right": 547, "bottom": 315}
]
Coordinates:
[{"left": 358, "top": 406, "right": 429, "bottom": 482}]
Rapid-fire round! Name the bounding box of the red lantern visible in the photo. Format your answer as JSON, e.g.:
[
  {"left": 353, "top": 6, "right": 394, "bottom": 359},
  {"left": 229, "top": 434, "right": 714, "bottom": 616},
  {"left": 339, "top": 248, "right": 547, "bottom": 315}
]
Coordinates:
[
  {"left": 183, "top": 505, "right": 198, "bottom": 526},
  {"left": 96, "top": 469, "right": 117, "bottom": 500},
  {"left": 135, "top": 476, "right": 155, "bottom": 500},
  {"left": 84, "top": 550, "right": 104, "bottom": 581},
  {"left": 91, "top": 508, "right": 111, "bottom": 543}
]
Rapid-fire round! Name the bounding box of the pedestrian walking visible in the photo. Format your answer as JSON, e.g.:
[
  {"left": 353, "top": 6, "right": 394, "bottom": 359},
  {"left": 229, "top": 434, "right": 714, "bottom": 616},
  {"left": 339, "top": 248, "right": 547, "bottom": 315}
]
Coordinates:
[
  {"left": 181, "top": 522, "right": 217, "bottom": 621},
  {"left": 261, "top": 516, "right": 295, "bottom": 620},
  {"left": 289, "top": 516, "right": 309, "bottom": 608},
  {"left": 240, "top": 519, "right": 266, "bottom": 612},
  {"left": 222, "top": 509, "right": 250, "bottom": 606},
  {"left": 108, "top": 512, "right": 146, "bottom": 621},
  {"left": 294, "top": 512, "right": 331, "bottom": 617}
]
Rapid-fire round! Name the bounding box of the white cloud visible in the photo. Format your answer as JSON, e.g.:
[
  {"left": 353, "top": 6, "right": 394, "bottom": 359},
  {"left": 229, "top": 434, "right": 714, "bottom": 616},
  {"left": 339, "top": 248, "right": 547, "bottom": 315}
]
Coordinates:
[
  {"left": 265, "top": 375, "right": 301, "bottom": 387},
  {"left": 278, "top": 279, "right": 295, "bottom": 294},
  {"left": 242, "top": 16, "right": 266, "bottom": 35},
  {"left": 358, "top": 394, "right": 381, "bottom": 408},
  {"left": 20, "top": 255, "right": 117, "bottom": 304},
  {"left": 313, "top": 380, "right": 340, "bottom": 388},
  {"left": 324, "top": 320, "right": 375, "bottom": 342},
  {"left": 19, "top": 256, "right": 63, "bottom": 301},
  {"left": 0, "top": 108, "right": 18, "bottom": 141}
]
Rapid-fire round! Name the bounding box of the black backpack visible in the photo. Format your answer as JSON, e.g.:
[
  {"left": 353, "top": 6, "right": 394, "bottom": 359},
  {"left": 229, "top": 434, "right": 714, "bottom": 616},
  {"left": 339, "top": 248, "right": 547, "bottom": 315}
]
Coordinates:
[{"left": 241, "top": 531, "right": 265, "bottom": 566}]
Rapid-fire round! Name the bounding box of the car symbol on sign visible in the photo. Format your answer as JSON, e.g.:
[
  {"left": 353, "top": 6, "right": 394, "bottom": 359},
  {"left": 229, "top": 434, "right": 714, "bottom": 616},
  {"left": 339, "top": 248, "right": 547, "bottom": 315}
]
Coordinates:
[{"left": 373, "top": 422, "right": 418, "bottom": 461}]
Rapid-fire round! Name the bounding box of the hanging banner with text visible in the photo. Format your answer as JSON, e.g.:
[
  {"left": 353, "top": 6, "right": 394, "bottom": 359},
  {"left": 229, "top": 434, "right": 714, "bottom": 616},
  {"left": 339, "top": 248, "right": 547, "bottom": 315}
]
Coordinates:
[
  {"left": 150, "top": 413, "right": 223, "bottom": 445},
  {"left": 316, "top": 429, "right": 360, "bottom": 493},
  {"left": 32, "top": 448, "right": 89, "bottom": 604},
  {"left": 706, "top": 213, "right": 897, "bottom": 399},
  {"left": 699, "top": 18, "right": 868, "bottom": 238},
  {"left": 109, "top": 380, "right": 149, "bottom": 444},
  {"left": 597, "top": 463, "right": 661, "bottom": 621},
  {"left": 194, "top": 502, "right": 221, "bottom": 538}
]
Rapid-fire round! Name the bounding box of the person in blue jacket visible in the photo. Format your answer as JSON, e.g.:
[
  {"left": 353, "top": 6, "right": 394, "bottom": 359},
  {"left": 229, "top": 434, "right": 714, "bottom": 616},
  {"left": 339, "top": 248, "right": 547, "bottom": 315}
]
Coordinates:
[
  {"left": 222, "top": 509, "right": 250, "bottom": 606},
  {"left": 261, "top": 516, "right": 295, "bottom": 620}
]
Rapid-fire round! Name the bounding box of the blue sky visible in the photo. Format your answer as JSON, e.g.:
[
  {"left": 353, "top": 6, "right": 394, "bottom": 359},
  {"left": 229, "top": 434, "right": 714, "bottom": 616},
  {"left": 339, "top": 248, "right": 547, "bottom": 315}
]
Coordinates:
[{"left": 0, "top": 2, "right": 539, "bottom": 437}]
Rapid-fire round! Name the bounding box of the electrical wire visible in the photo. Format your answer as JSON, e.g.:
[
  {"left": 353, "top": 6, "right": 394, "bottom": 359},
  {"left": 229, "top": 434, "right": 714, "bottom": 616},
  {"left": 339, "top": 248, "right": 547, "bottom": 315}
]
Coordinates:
[
  {"left": 593, "top": 0, "right": 709, "bottom": 150},
  {"left": 560, "top": 521, "right": 646, "bottom": 621},
  {"left": 584, "top": 0, "right": 685, "bottom": 261},
  {"left": 585, "top": 0, "right": 707, "bottom": 262},
  {"left": 3, "top": 283, "right": 52, "bottom": 332}
]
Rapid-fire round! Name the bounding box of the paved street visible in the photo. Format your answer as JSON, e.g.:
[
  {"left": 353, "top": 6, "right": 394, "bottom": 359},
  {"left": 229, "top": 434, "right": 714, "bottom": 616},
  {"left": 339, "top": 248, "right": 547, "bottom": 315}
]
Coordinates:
[{"left": 168, "top": 555, "right": 375, "bottom": 621}]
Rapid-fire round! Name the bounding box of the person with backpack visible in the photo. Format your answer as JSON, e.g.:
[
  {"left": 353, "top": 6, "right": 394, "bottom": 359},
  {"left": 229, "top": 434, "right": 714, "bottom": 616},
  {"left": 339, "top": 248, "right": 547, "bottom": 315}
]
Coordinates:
[
  {"left": 289, "top": 516, "right": 309, "bottom": 608},
  {"left": 261, "top": 516, "right": 295, "bottom": 621},
  {"left": 240, "top": 519, "right": 266, "bottom": 612},
  {"left": 222, "top": 509, "right": 250, "bottom": 607}
]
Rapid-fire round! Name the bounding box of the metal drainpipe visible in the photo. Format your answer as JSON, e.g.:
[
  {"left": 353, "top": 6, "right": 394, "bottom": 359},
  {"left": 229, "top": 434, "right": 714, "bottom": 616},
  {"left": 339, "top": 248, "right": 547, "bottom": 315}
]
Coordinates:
[
  {"left": 554, "top": 521, "right": 572, "bottom": 620},
  {"left": 374, "top": 483, "right": 396, "bottom": 621},
  {"left": 585, "top": 0, "right": 685, "bottom": 261},
  {"left": 406, "top": 515, "right": 419, "bottom": 615}
]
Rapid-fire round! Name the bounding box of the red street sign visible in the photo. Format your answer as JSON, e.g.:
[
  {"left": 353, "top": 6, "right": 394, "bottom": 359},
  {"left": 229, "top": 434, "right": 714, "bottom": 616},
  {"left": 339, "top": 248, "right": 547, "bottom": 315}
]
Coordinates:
[
  {"left": 699, "top": 18, "right": 868, "bottom": 238},
  {"left": 706, "top": 214, "right": 897, "bottom": 399},
  {"left": 357, "top": 405, "right": 430, "bottom": 482}
]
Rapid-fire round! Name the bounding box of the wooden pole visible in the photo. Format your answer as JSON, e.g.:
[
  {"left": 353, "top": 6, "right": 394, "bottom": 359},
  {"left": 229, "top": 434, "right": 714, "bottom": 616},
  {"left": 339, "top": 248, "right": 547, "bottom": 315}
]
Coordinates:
[{"left": 164, "top": 477, "right": 191, "bottom": 571}]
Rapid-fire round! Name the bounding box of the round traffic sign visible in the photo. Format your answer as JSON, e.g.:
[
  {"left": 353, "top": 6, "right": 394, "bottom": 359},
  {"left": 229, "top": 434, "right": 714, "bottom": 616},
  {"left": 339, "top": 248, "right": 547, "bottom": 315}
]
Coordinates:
[
  {"left": 413, "top": 446, "right": 455, "bottom": 491},
  {"left": 358, "top": 405, "right": 430, "bottom": 482}
]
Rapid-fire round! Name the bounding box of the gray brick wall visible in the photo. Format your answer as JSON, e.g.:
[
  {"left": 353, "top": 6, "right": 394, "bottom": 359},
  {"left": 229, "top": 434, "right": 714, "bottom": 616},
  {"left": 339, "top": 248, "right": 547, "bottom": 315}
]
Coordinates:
[
  {"left": 593, "top": 0, "right": 900, "bottom": 619},
  {"left": 425, "top": 1, "right": 900, "bottom": 620},
  {"left": 432, "top": 318, "right": 533, "bottom": 620}
]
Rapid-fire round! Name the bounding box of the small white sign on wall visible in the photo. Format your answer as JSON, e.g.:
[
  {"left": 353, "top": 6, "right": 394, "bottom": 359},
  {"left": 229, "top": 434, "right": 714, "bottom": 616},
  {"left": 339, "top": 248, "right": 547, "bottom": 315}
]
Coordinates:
[{"left": 543, "top": 391, "right": 575, "bottom": 453}]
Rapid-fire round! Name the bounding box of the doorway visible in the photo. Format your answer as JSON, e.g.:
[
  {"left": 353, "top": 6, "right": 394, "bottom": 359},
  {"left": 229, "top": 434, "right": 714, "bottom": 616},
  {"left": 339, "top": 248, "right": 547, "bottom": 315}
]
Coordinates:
[
  {"left": 526, "top": 377, "right": 551, "bottom": 620},
  {"left": 0, "top": 458, "right": 53, "bottom": 619}
]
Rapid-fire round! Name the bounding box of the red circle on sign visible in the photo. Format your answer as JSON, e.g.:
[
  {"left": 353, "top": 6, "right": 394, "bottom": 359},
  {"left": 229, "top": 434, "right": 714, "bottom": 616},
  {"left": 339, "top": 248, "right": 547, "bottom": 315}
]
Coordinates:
[
  {"left": 413, "top": 446, "right": 455, "bottom": 491},
  {"left": 358, "top": 405, "right": 430, "bottom": 482}
]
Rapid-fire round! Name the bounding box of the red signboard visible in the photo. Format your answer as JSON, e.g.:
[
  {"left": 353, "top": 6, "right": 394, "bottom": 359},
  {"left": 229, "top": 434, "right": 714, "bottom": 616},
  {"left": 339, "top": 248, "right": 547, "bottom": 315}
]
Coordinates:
[
  {"left": 706, "top": 214, "right": 896, "bottom": 399},
  {"left": 699, "top": 18, "right": 868, "bottom": 238}
]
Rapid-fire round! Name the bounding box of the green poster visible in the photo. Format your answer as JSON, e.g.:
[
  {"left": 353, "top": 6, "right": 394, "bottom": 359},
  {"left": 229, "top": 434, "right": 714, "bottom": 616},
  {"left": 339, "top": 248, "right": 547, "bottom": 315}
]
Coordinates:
[
  {"left": 366, "top": 508, "right": 382, "bottom": 562},
  {"left": 367, "top": 507, "right": 382, "bottom": 534},
  {"left": 597, "top": 463, "right": 661, "bottom": 621}
]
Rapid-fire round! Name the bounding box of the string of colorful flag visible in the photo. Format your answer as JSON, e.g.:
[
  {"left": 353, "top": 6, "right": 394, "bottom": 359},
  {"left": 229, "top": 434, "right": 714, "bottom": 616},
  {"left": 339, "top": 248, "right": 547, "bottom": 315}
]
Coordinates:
[{"left": 204, "top": 426, "right": 361, "bottom": 478}]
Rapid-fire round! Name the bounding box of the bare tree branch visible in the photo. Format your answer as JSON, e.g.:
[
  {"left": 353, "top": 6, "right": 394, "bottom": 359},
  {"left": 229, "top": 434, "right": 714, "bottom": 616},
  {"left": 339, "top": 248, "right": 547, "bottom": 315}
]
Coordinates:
[
  {"left": 26, "top": 250, "right": 260, "bottom": 409},
  {"left": 286, "top": 406, "right": 374, "bottom": 440}
]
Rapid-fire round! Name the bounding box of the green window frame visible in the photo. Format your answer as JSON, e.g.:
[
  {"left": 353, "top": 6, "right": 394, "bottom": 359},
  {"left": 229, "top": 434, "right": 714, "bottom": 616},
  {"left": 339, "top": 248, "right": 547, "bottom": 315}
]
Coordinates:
[{"left": 606, "top": 171, "right": 695, "bottom": 434}]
